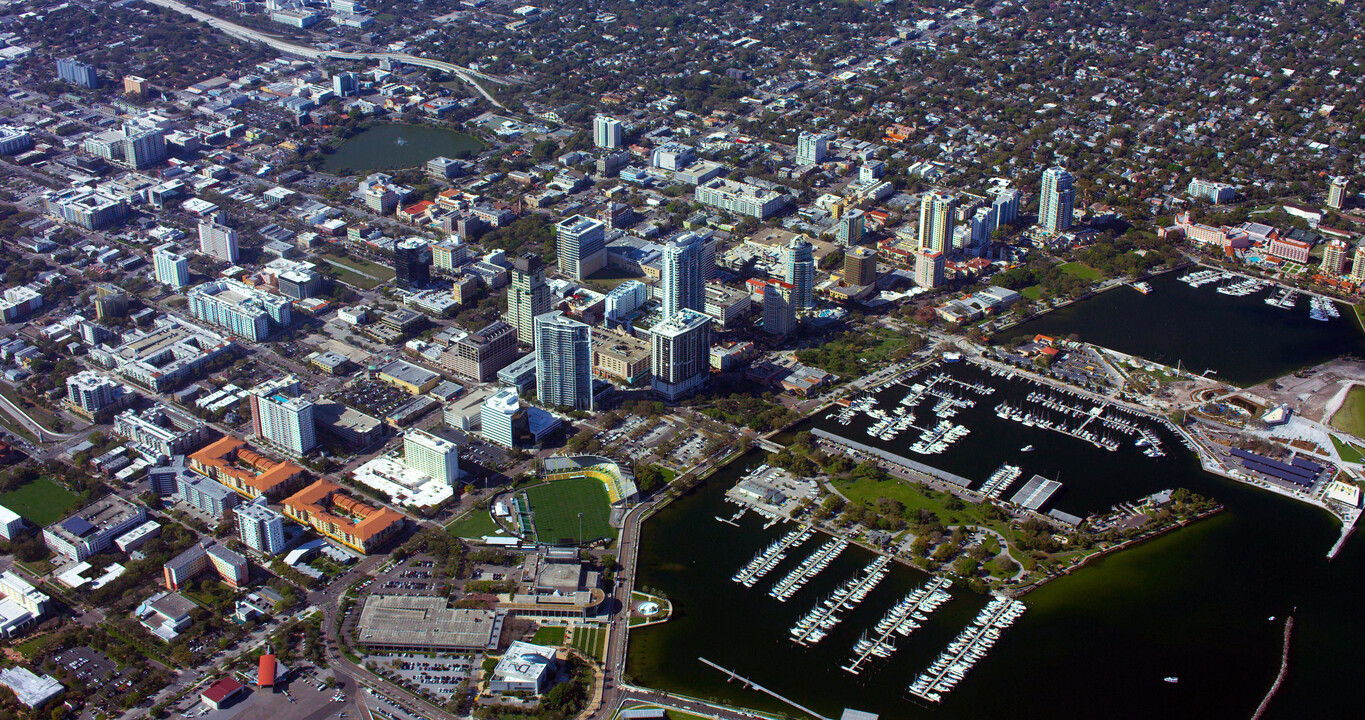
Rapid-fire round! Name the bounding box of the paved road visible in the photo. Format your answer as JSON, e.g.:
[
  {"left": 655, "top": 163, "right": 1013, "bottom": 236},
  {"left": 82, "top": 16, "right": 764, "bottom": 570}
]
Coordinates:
[
  {"left": 144, "top": 0, "right": 509, "bottom": 108},
  {"left": 0, "top": 382, "right": 75, "bottom": 442}
]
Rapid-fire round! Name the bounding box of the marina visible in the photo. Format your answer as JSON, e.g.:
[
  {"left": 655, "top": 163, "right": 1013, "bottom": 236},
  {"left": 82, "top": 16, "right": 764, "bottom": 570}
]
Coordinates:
[
  {"left": 732, "top": 525, "right": 813, "bottom": 588},
  {"left": 978, "top": 463, "right": 1023, "bottom": 499},
  {"left": 840, "top": 576, "right": 954, "bottom": 676},
  {"left": 908, "top": 596, "right": 1027, "bottom": 703},
  {"left": 789, "top": 556, "right": 892, "bottom": 645},
  {"left": 770, "top": 537, "right": 850, "bottom": 602}
]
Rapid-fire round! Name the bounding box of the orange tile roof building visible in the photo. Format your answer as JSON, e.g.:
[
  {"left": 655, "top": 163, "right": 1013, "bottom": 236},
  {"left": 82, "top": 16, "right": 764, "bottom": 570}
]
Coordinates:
[
  {"left": 189, "top": 436, "right": 308, "bottom": 500},
  {"left": 281, "top": 480, "right": 405, "bottom": 553}
]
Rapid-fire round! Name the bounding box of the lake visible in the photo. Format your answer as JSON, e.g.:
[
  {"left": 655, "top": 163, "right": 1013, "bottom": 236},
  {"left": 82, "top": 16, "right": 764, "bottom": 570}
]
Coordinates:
[
  {"left": 997, "top": 270, "right": 1365, "bottom": 386},
  {"left": 323, "top": 123, "right": 482, "bottom": 175},
  {"left": 627, "top": 363, "right": 1363, "bottom": 719}
]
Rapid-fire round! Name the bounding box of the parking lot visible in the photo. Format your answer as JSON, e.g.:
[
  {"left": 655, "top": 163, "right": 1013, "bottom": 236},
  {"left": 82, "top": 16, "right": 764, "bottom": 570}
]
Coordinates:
[
  {"left": 370, "top": 654, "right": 474, "bottom": 701},
  {"left": 52, "top": 647, "right": 116, "bottom": 685},
  {"left": 334, "top": 379, "right": 411, "bottom": 417}
]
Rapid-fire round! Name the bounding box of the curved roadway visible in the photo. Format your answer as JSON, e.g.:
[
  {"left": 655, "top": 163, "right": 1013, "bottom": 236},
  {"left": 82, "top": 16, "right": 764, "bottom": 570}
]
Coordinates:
[{"left": 143, "top": 0, "right": 508, "bottom": 108}]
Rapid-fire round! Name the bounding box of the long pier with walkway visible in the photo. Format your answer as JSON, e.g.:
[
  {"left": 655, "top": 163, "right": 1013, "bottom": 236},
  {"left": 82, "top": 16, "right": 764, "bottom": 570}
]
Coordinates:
[{"left": 699, "top": 658, "right": 831, "bottom": 720}]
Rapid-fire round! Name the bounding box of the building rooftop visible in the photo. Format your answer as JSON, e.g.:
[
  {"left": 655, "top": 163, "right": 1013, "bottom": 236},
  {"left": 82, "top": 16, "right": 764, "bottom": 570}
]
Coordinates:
[
  {"left": 351, "top": 455, "right": 455, "bottom": 508},
  {"left": 357, "top": 594, "right": 498, "bottom": 649}
]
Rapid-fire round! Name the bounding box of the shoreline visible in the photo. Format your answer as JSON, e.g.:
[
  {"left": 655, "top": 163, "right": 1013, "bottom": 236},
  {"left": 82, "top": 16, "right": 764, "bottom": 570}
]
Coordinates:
[{"left": 1008, "top": 505, "right": 1226, "bottom": 598}]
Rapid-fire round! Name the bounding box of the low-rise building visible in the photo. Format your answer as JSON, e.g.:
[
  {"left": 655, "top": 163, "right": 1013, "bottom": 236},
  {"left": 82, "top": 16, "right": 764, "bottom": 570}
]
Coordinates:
[
  {"left": 43, "top": 496, "right": 147, "bottom": 561},
  {"left": 356, "top": 595, "right": 498, "bottom": 651},
  {"left": 163, "top": 540, "right": 248, "bottom": 590},
  {"left": 489, "top": 641, "right": 557, "bottom": 694},
  {"left": 113, "top": 404, "right": 210, "bottom": 459},
  {"left": 282, "top": 480, "right": 405, "bottom": 553},
  {"left": 188, "top": 436, "right": 308, "bottom": 500}
]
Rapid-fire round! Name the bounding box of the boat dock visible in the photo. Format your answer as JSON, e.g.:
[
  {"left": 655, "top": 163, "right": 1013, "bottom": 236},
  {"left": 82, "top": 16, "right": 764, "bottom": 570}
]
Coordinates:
[
  {"left": 731, "top": 526, "right": 812, "bottom": 588},
  {"left": 789, "top": 556, "right": 891, "bottom": 645},
  {"left": 979, "top": 464, "right": 1022, "bottom": 499},
  {"left": 699, "top": 657, "right": 832, "bottom": 720},
  {"left": 769, "top": 538, "right": 849, "bottom": 602},
  {"left": 840, "top": 576, "right": 953, "bottom": 675},
  {"left": 908, "top": 596, "right": 1027, "bottom": 703}
]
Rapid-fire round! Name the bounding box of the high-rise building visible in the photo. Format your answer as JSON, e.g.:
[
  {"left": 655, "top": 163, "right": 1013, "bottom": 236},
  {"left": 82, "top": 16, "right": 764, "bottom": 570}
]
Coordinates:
[
  {"left": 403, "top": 428, "right": 460, "bottom": 487},
  {"left": 66, "top": 371, "right": 119, "bottom": 416},
  {"left": 915, "top": 250, "right": 945, "bottom": 289},
  {"left": 188, "top": 279, "right": 292, "bottom": 341},
  {"left": 1329, "top": 176, "right": 1350, "bottom": 210},
  {"left": 1351, "top": 244, "right": 1365, "bottom": 285},
  {"left": 93, "top": 284, "right": 129, "bottom": 320},
  {"left": 198, "top": 219, "right": 239, "bottom": 263},
  {"left": 249, "top": 376, "right": 316, "bottom": 456},
  {"left": 555, "top": 215, "right": 606, "bottom": 280},
  {"left": 56, "top": 58, "right": 98, "bottom": 88},
  {"left": 650, "top": 309, "right": 712, "bottom": 401},
  {"left": 796, "top": 131, "right": 830, "bottom": 165},
  {"left": 918, "top": 191, "right": 957, "bottom": 254},
  {"left": 661, "top": 232, "right": 705, "bottom": 319},
  {"left": 393, "top": 238, "right": 431, "bottom": 290},
  {"left": 507, "top": 254, "right": 551, "bottom": 346},
  {"left": 153, "top": 243, "right": 190, "bottom": 290},
  {"left": 332, "top": 71, "right": 359, "bottom": 97},
  {"left": 535, "top": 311, "right": 593, "bottom": 411},
  {"left": 782, "top": 238, "right": 815, "bottom": 310},
  {"left": 235, "top": 499, "right": 286, "bottom": 555},
  {"left": 1322, "top": 238, "right": 1350, "bottom": 275},
  {"left": 481, "top": 387, "right": 527, "bottom": 449},
  {"left": 439, "top": 320, "right": 517, "bottom": 382},
  {"left": 762, "top": 281, "right": 796, "bottom": 336},
  {"left": 1039, "top": 167, "right": 1075, "bottom": 235},
  {"left": 991, "top": 187, "right": 1021, "bottom": 228},
  {"left": 844, "top": 247, "right": 878, "bottom": 287},
  {"left": 594, "top": 115, "right": 623, "bottom": 149},
  {"left": 121, "top": 121, "right": 167, "bottom": 170},
  {"left": 859, "top": 161, "right": 884, "bottom": 183},
  {"left": 1187, "top": 178, "right": 1236, "bottom": 204},
  {"left": 836, "top": 209, "right": 865, "bottom": 246}
]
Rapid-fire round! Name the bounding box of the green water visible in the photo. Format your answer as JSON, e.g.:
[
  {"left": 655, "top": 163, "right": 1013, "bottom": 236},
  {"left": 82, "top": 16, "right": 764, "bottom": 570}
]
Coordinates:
[
  {"left": 997, "top": 270, "right": 1365, "bottom": 386},
  {"left": 627, "top": 364, "right": 1362, "bottom": 718},
  {"left": 323, "top": 123, "right": 482, "bottom": 175}
]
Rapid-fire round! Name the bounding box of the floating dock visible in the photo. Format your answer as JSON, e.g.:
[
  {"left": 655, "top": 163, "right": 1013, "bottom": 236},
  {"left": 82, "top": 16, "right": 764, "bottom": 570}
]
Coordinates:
[
  {"left": 908, "top": 596, "right": 1027, "bottom": 703},
  {"left": 789, "top": 556, "right": 891, "bottom": 645},
  {"left": 840, "top": 576, "right": 953, "bottom": 675},
  {"left": 732, "top": 526, "right": 812, "bottom": 587},
  {"left": 769, "top": 538, "right": 848, "bottom": 602}
]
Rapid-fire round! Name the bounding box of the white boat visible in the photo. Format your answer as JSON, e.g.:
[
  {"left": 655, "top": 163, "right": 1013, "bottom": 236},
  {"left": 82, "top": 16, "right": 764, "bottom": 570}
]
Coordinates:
[
  {"left": 1164, "top": 677, "right": 1179, "bottom": 684},
  {"left": 1021, "top": 445, "right": 1034, "bottom": 452}
]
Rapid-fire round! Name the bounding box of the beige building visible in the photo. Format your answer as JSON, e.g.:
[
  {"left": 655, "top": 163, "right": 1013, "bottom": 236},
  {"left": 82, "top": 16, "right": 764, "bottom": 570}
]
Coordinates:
[{"left": 592, "top": 328, "right": 651, "bottom": 386}]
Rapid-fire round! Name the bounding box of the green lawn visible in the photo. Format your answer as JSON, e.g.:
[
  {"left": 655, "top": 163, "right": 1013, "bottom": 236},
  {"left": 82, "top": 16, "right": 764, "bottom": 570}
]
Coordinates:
[
  {"left": 1330, "top": 385, "right": 1365, "bottom": 438},
  {"left": 331, "top": 254, "right": 395, "bottom": 279},
  {"left": 1330, "top": 435, "right": 1365, "bottom": 464},
  {"left": 521, "top": 477, "right": 616, "bottom": 545},
  {"left": 324, "top": 263, "right": 385, "bottom": 290},
  {"left": 531, "top": 625, "right": 567, "bottom": 646},
  {"left": 1058, "top": 262, "right": 1104, "bottom": 282},
  {"left": 1020, "top": 284, "right": 1045, "bottom": 300},
  {"left": 834, "top": 476, "right": 1010, "bottom": 538},
  {"left": 0, "top": 477, "right": 80, "bottom": 526},
  {"left": 570, "top": 626, "right": 606, "bottom": 660},
  {"left": 446, "top": 508, "right": 502, "bottom": 539}
]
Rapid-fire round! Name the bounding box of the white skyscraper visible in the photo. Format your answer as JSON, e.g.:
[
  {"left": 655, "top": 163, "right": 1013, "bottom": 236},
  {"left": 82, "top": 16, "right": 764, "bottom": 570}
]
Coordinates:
[
  {"left": 555, "top": 215, "right": 607, "bottom": 280},
  {"left": 782, "top": 238, "right": 815, "bottom": 310},
  {"left": 249, "top": 376, "right": 316, "bottom": 456},
  {"left": 919, "top": 191, "right": 957, "bottom": 254},
  {"left": 915, "top": 250, "right": 945, "bottom": 289},
  {"left": 660, "top": 232, "right": 705, "bottom": 319},
  {"left": 481, "top": 387, "right": 523, "bottom": 448},
  {"left": 650, "top": 309, "right": 712, "bottom": 401},
  {"left": 762, "top": 281, "right": 796, "bottom": 336},
  {"left": 403, "top": 428, "right": 460, "bottom": 487},
  {"left": 796, "top": 131, "right": 830, "bottom": 165},
  {"left": 1329, "top": 176, "right": 1350, "bottom": 210},
  {"left": 535, "top": 311, "right": 594, "bottom": 411},
  {"left": 836, "top": 209, "right": 865, "bottom": 246},
  {"left": 1039, "top": 167, "right": 1075, "bottom": 235},
  {"left": 594, "top": 115, "right": 623, "bottom": 149},
  {"left": 236, "top": 499, "right": 285, "bottom": 555},
  {"left": 153, "top": 243, "right": 189, "bottom": 290},
  {"left": 991, "top": 187, "right": 1021, "bottom": 229},
  {"left": 198, "top": 218, "right": 239, "bottom": 263}
]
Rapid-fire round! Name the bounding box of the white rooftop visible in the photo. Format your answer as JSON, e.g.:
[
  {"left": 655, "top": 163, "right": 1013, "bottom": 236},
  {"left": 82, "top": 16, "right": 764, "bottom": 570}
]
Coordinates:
[
  {"left": 352, "top": 455, "right": 455, "bottom": 508},
  {"left": 493, "top": 641, "right": 556, "bottom": 685}
]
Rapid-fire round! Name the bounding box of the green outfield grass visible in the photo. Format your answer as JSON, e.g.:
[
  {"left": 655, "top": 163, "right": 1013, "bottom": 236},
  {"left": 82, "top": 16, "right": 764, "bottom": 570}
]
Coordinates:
[
  {"left": 521, "top": 477, "right": 616, "bottom": 545},
  {"left": 1331, "top": 385, "right": 1365, "bottom": 439}
]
